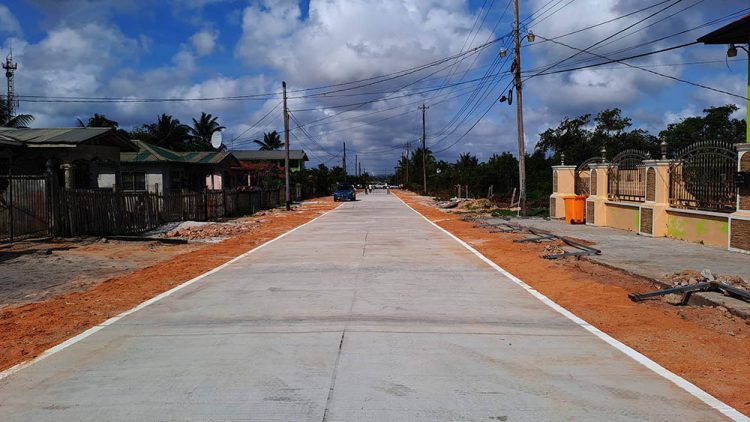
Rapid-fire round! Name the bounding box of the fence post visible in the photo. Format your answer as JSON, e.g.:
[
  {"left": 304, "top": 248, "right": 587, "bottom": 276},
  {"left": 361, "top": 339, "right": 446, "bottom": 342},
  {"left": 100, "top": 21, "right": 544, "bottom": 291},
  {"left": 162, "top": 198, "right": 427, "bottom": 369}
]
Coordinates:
[
  {"left": 550, "top": 165, "right": 575, "bottom": 218},
  {"left": 8, "top": 173, "right": 13, "bottom": 243},
  {"left": 112, "top": 184, "right": 122, "bottom": 235},
  {"left": 730, "top": 144, "right": 750, "bottom": 252},
  {"left": 223, "top": 188, "right": 227, "bottom": 218},
  {"left": 586, "top": 163, "right": 609, "bottom": 227},
  {"left": 203, "top": 188, "right": 209, "bottom": 221},
  {"left": 640, "top": 158, "right": 670, "bottom": 238}
]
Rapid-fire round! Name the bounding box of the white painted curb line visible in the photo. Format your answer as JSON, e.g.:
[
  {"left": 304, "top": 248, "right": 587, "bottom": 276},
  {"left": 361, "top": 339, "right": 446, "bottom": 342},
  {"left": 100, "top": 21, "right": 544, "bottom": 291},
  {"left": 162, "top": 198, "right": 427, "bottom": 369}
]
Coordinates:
[
  {"left": 0, "top": 202, "right": 341, "bottom": 382},
  {"left": 396, "top": 194, "right": 748, "bottom": 422}
]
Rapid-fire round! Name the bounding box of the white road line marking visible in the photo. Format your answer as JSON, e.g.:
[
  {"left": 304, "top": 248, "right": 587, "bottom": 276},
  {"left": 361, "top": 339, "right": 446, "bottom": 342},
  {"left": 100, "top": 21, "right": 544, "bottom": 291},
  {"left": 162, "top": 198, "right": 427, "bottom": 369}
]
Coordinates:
[
  {"left": 0, "top": 203, "right": 341, "bottom": 382},
  {"left": 396, "top": 194, "right": 748, "bottom": 422}
]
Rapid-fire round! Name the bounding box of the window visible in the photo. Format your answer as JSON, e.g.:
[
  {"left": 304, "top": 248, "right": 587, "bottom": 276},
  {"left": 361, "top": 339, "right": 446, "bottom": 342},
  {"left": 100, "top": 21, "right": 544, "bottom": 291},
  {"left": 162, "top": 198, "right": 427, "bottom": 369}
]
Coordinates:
[{"left": 122, "top": 172, "right": 146, "bottom": 191}]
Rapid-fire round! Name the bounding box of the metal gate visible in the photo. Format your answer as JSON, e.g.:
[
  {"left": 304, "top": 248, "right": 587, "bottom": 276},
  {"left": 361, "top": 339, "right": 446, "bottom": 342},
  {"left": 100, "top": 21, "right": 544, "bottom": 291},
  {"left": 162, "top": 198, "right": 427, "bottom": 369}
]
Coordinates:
[
  {"left": 608, "top": 149, "right": 649, "bottom": 202},
  {"left": 669, "top": 140, "right": 736, "bottom": 212},
  {"left": 0, "top": 174, "right": 53, "bottom": 242},
  {"left": 575, "top": 157, "right": 602, "bottom": 196}
]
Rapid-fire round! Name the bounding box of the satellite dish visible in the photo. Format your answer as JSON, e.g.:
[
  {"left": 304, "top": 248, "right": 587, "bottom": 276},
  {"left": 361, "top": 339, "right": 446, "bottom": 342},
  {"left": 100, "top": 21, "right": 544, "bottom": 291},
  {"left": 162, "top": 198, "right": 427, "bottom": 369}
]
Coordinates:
[{"left": 210, "top": 131, "right": 223, "bottom": 149}]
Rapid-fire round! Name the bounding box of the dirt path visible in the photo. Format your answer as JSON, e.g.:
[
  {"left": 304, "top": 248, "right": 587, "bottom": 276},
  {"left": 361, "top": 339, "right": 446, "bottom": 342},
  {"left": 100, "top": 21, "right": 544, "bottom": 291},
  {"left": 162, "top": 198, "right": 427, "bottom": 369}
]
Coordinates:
[
  {"left": 396, "top": 190, "right": 750, "bottom": 416},
  {"left": 0, "top": 240, "right": 203, "bottom": 307},
  {"left": 0, "top": 199, "right": 338, "bottom": 372}
]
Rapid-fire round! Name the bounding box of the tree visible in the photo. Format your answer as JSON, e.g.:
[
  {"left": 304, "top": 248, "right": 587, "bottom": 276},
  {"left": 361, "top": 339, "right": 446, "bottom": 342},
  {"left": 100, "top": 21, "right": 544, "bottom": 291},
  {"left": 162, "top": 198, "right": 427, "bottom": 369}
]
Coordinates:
[
  {"left": 253, "top": 131, "right": 284, "bottom": 150},
  {"left": 142, "top": 114, "right": 192, "bottom": 150},
  {"left": 536, "top": 114, "right": 593, "bottom": 165},
  {"left": 481, "top": 152, "right": 519, "bottom": 197},
  {"left": 189, "top": 112, "right": 225, "bottom": 151},
  {"left": 76, "top": 113, "right": 119, "bottom": 128},
  {"left": 659, "top": 105, "right": 746, "bottom": 155},
  {"left": 0, "top": 100, "right": 33, "bottom": 128},
  {"left": 408, "top": 147, "right": 436, "bottom": 191},
  {"left": 536, "top": 108, "right": 659, "bottom": 165}
]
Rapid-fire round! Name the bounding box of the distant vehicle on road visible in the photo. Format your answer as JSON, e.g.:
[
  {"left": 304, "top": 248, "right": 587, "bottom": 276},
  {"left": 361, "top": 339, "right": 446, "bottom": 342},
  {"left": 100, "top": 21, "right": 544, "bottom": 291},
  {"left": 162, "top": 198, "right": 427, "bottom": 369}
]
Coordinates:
[{"left": 333, "top": 183, "right": 356, "bottom": 201}]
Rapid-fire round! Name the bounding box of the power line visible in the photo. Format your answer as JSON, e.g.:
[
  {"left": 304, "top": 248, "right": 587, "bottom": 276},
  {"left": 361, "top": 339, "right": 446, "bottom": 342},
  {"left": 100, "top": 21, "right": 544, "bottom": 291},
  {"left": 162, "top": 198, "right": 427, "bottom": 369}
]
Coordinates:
[
  {"left": 525, "top": 0, "right": 685, "bottom": 82},
  {"left": 16, "top": 37, "right": 505, "bottom": 105},
  {"left": 526, "top": 5, "right": 750, "bottom": 74},
  {"left": 527, "top": 0, "right": 674, "bottom": 44},
  {"left": 527, "top": 40, "right": 699, "bottom": 76},
  {"left": 532, "top": 35, "right": 748, "bottom": 101},
  {"left": 527, "top": 0, "right": 578, "bottom": 29},
  {"left": 288, "top": 111, "right": 341, "bottom": 159},
  {"left": 228, "top": 101, "right": 282, "bottom": 148}
]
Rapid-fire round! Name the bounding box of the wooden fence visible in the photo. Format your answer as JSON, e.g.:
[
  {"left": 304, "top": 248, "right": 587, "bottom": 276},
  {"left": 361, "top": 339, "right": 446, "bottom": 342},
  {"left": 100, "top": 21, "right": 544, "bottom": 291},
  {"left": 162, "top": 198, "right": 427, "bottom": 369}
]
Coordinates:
[
  {"left": 0, "top": 174, "right": 53, "bottom": 242},
  {"left": 60, "top": 188, "right": 282, "bottom": 237},
  {"left": 1, "top": 175, "right": 283, "bottom": 241}
]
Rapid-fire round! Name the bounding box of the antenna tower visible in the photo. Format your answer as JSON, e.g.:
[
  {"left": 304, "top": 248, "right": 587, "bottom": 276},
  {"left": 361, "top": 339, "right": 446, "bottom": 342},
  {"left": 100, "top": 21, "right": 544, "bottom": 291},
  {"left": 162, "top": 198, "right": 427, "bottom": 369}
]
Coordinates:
[{"left": 2, "top": 50, "right": 18, "bottom": 118}]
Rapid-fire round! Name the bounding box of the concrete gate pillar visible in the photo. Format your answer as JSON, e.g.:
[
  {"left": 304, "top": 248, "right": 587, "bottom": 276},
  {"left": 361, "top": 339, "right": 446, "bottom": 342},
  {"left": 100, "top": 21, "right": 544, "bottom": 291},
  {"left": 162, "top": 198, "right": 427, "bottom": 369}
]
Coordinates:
[
  {"left": 729, "top": 143, "right": 750, "bottom": 253},
  {"left": 550, "top": 165, "right": 575, "bottom": 219},
  {"left": 586, "top": 163, "right": 608, "bottom": 226},
  {"left": 641, "top": 159, "right": 670, "bottom": 237}
]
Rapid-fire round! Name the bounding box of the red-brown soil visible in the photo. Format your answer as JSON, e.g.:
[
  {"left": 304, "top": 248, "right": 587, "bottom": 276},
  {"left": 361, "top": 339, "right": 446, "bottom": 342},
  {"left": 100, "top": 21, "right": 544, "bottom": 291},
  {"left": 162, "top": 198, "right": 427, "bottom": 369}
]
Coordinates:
[{"left": 396, "top": 190, "right": 750, "bottom": 416}]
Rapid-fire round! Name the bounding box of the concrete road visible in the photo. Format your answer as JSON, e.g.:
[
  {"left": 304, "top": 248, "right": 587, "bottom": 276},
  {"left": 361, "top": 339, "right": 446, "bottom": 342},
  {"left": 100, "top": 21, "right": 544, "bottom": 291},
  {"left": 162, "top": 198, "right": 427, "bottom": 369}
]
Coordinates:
[{"left": 0, "top": 192, "right": 736, "bottom": 421}]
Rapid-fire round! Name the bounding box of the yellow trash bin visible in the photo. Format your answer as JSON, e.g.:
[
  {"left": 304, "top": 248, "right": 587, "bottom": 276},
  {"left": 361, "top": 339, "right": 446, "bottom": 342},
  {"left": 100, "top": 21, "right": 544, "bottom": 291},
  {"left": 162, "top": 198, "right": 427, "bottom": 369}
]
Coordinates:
[{"left": 562, "top": 195, "right": 586, "bottom": 224}]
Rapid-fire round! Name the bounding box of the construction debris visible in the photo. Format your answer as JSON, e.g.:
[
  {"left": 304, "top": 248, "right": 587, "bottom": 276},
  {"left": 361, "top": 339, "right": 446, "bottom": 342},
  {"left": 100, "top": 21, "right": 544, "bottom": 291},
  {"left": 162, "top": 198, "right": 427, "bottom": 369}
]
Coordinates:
[
  {"left": 467, "top": 216, "right": 601, "bottom": 259},
  {"left": 436, "top": 198, "right": 507, "bottom": 214},
  {"left": 660, "top": 269, "right": 750, "bottom": 290},
  {"left": 543, "top": 243, "right": 566, "bottom": 257},
  {"left": 163, "top": 219, "right": 263, "bottom": 241},
  {"left": 435, "top": 200, "right": 460, "bottom": 209},
  {"left": 629, "top": 269, "right": 750, "bottom": 304}
]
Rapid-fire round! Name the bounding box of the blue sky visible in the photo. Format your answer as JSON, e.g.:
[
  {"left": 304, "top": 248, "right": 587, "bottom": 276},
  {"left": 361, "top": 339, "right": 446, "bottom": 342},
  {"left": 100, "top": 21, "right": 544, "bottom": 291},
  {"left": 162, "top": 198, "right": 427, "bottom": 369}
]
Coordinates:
[{"left": 0, "top": 0, "right": 747, "bottom": 174}]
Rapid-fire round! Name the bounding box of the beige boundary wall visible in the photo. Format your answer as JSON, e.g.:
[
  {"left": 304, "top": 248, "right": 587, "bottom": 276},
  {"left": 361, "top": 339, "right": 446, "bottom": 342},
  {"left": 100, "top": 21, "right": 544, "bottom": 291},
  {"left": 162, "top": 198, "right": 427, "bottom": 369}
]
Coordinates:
[
  {"left": 730, "top": 144, "right": 750, "bottom": 253},
  {"left": 550, "top": 145, "right": 750, "bottom": 253}
]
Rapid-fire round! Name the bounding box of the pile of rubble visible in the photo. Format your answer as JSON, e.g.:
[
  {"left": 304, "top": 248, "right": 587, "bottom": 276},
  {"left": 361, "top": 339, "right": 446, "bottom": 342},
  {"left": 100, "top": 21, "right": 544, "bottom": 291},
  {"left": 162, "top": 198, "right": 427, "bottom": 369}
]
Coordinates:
[
  {"left": 434, "top": 198, "right": 503, "bottom": 213},
  {"left": 542, "top": 243, "right": 566, "bottom": 257},
  {"left": 657, "top": 269, "right": 750, "bottom": 305},
  {"left": 434, "top": 199, "right": 460, "bottom": 209},
  {"left": 661, "top": 269, "right": 749, "bottom": 290},
  {"left": 164, "top": 219, "right": 263, "bottom": 241}
]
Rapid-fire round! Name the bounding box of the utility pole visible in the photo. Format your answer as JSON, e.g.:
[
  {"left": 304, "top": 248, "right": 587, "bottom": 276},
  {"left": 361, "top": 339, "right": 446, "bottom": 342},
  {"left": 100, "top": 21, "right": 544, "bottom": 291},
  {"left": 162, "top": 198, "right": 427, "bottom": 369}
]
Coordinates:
[
  {"left": 355, "top": 154, "right": 358, "bottom": 177},
  {"left": 342, "top": 142, "right": 347, "bottom": 176},
  {"left": 283, "top": 81, "right": 291, "bottom": 211},
  {"left": 405, "top": 142, "right": 410, "bottom": 186},
  {"left": 513, "top": 0, "right": 527, "bottom": 215},
  {"left": 281, "top": 81, "right": 292, "bottom": 211},
  {"left": 419, "top": 104, "right": 428, "bottom": 194}
]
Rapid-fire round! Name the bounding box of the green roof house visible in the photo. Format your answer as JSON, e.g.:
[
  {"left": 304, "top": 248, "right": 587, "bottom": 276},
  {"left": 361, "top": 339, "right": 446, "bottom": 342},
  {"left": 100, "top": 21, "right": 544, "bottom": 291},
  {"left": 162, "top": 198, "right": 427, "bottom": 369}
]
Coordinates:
[{"left": 104, "top": 140, "right": 240, "bottom": 192}]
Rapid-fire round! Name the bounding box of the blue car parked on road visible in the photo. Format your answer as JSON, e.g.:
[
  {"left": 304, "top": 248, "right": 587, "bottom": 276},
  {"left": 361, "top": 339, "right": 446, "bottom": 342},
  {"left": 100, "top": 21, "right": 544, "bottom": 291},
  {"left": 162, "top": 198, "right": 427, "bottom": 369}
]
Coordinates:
[{"left": 333, "top": 183, "right": 356, "bottom": 201}]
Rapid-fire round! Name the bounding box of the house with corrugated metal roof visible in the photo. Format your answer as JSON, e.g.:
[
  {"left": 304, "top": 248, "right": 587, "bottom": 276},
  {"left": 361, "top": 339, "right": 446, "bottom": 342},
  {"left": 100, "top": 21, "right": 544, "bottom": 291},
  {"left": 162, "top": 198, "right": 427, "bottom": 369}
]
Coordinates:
[
  {"left": 0, "top": 127, "right": 137, "bottom": 189},
  {"left": 110, "top": 140, "right": 240, "bottom": 193},
  {"left": 230, "top": 150, "right": 309, "bottom": 172}
]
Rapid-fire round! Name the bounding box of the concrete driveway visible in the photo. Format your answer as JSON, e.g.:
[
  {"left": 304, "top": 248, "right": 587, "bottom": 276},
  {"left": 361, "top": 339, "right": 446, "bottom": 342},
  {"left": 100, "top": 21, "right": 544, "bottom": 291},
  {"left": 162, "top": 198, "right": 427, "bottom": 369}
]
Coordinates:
[{"left": 0, "top": 192, "right": 738, "bottom": 421}]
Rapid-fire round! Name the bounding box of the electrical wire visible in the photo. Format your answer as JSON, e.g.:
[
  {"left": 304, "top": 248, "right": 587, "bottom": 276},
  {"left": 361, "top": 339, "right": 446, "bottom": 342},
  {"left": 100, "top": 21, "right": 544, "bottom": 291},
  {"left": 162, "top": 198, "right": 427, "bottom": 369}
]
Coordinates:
[
  {"left": 531, "top": 35, "right": 748, "bottom": 100},
  {"left": 525, "top": 0, "right": 685, "bottom": 82},
  {"left": 228, "top": 101, "right": 282, "bottom": 148}
]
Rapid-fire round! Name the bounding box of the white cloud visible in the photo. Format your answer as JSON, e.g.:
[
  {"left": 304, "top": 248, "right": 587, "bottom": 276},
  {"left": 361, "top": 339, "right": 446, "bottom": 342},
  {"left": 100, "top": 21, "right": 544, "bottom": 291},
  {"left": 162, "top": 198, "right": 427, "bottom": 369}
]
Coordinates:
[
  {"left": 233, "top": 0, "right": 493, "bottom": 166},
  {"left": 236, "top": 0, "right": 482, "bottom": 86},
  {"left": 0, "top": 5, "right": 21, "bottom": 35},
  {"left": 190, "top": 29, "right": 219, "bottom": 56}
]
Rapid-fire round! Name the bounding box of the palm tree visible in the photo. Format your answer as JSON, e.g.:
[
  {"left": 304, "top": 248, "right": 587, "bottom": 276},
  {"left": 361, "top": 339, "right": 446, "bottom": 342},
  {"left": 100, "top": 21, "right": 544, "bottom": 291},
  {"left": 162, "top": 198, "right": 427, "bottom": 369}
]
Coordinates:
[
  {"left": 0, "top": 100, "right": 33, "bottom": 128},
  {"left": 143, "top": 114, "right": 192, "bottom": 150},
  {"left": 189, "top": 112, "right": 225, "bottom": 150},
  {"left": 76, "top": 113, "right": 119, "bottom": 128},
  {"left": 253, "top": 131, "right": 284, "bottom": 150}
]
